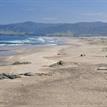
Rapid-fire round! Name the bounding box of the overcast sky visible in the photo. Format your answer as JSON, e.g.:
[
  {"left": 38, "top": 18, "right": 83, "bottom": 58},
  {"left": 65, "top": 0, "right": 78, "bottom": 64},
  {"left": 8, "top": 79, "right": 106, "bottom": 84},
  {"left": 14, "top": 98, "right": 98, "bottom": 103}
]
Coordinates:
[{"left": 0, "top": 0, "right": 107, "bottom": 24}]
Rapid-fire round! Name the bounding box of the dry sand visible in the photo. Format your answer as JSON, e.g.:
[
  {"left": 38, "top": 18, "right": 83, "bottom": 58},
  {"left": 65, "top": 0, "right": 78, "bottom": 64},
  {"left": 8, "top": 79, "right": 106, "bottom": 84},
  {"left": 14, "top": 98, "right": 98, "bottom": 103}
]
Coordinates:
[{"left": 0, "top": 37, "right": 107, "bottom": 107}]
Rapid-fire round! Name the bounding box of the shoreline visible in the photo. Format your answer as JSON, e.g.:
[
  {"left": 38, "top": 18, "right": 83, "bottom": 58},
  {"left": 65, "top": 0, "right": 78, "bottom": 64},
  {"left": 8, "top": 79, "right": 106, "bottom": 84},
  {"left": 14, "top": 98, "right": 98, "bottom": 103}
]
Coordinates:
[
  {"left": 0, "top": 36, "right": 68, "bottom": 67},
  {"left": 0, "top": 43, "right": 67, "bottom": 74}
]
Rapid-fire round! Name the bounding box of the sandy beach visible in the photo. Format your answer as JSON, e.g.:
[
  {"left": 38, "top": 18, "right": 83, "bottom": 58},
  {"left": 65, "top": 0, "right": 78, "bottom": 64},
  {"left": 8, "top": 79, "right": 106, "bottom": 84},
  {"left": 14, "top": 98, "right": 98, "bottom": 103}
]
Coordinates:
[{"left": 1, "top": 37, "right": 107, "bottom": 107}]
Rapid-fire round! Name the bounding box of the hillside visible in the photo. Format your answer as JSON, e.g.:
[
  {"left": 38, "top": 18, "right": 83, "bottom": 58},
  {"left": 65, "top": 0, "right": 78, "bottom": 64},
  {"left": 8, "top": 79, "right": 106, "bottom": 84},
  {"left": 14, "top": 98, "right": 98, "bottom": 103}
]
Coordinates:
[{"left": 0, "top": 21, "right": 107, "bottom": 36}]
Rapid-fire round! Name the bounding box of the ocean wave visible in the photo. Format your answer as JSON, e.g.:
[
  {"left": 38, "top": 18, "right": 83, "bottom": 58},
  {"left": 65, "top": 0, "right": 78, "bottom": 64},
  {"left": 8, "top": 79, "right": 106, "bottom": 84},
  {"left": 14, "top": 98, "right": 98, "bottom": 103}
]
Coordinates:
[
  {"left": 0, "top": 44, "right": 7, "bottom": 46},
  {"left": 0, "top": 36, "right": 60, "bottom": 46},
  {"left": 37, "top": 37, "right": 46, "bottom": 43}
]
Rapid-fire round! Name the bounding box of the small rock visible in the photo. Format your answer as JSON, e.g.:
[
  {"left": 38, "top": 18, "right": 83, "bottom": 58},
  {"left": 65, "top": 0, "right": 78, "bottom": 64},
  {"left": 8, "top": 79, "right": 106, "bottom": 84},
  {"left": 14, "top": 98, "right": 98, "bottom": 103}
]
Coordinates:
[
  {"left": 57, "top": 60, "right": 64, "bottom": 65},
  {"left": 49, "top": 60, "right": 64, "bottom": 67},
  {"left": 24, "top": 72, "right": 34, "bottom": 76},
  {"left": 57, "top": 53, "right": 61, "bottom": 55},
  {"left": 97, "top": 67, "right": 107, "bottom": 70},
  {"left": 2, "top": 73, "right": 21, "bottom": 79},
  {"left": 36, "top": 73, "right": 51, "bottom": 76},
  {"left": 12, "top": 61, "right": 31, "bottom": 65},
  {"left": 80, "top": 54, "right": 86, "bottom": 57},
  {"left": 0, "top": 74, "right": 9, "bottom": 80}
]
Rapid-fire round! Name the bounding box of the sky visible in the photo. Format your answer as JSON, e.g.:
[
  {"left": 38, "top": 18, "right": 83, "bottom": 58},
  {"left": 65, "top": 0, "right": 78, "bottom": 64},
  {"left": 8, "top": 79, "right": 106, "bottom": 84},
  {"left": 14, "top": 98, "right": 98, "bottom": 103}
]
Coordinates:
[{"left": 0, "top": 0, "right": 107, "bottom": 24}]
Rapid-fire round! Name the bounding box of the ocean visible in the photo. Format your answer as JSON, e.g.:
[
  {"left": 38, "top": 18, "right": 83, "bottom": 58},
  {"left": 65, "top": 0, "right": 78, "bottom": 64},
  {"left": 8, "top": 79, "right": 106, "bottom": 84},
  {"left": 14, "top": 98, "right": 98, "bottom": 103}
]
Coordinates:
[
  {"left": 0, "top": 35, "right": 63, "bottom": 46},
  {"left": 0, "top": 35, "right": 63, "bottom": 57}
]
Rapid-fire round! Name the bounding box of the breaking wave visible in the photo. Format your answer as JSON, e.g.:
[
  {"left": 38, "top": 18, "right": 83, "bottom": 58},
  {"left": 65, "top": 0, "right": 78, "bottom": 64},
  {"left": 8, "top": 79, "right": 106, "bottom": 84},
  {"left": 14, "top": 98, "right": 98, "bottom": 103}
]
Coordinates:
[{"left": 0, "top": 35, "right": 62, "bottom": 47}]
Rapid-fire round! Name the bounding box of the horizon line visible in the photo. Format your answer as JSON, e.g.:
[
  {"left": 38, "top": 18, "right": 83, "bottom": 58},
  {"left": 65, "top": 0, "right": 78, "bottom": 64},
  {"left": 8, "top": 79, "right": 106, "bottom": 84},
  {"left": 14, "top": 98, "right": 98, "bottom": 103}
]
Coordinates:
[{"left": 1, "top": 21, "right": 107, "bottom": 25}]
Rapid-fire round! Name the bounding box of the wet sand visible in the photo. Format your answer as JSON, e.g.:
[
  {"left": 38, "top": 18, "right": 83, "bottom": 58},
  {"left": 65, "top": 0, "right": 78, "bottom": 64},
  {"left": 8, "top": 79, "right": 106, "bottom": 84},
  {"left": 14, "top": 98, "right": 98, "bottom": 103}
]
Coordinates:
[{"left": 1, "top": 37, "right": 107, "bottom": 107}]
